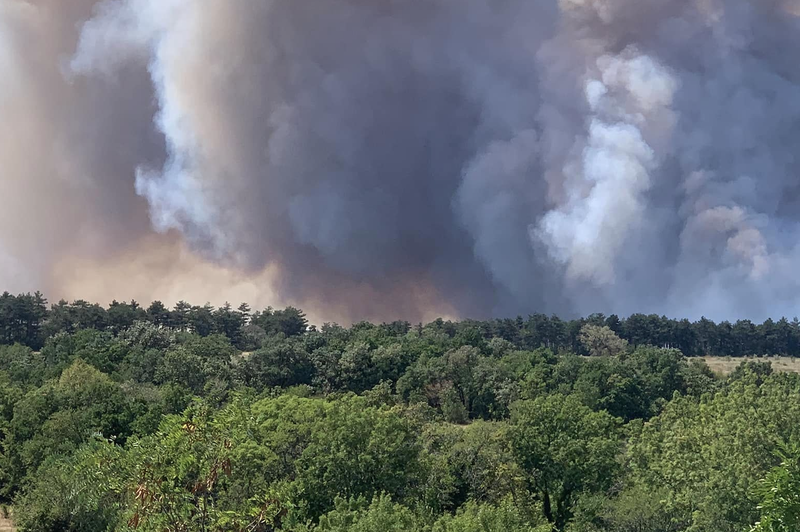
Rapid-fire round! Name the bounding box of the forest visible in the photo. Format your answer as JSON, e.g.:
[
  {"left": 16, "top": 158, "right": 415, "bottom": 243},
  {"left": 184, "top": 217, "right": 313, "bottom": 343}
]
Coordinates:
[{"left": 1, "top": 291, "right": 800, "bottom": 531}]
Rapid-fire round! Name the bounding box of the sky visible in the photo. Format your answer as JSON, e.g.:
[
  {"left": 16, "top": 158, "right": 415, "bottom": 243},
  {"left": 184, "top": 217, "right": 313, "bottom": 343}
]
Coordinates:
[{"left": 2, "top": 0, "right": 800, "bottom": 323}]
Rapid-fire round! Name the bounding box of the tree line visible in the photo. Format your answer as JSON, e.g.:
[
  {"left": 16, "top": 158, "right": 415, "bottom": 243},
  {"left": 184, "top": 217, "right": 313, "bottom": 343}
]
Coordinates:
[
  {"left": 3, "top": 291, "right": 800, "bottom": 357},
  {"left": 0, "top": 292, "right": 308, "bottom": 351}
]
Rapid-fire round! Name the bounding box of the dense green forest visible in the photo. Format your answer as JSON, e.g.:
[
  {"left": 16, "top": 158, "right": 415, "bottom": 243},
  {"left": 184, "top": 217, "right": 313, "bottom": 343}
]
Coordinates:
[{"left": 1, "top": 292, "right": 800, "bottom": 531}]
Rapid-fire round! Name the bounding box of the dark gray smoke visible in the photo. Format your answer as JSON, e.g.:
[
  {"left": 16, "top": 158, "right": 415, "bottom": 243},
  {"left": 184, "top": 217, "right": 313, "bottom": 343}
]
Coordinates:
[{"left": 2, "top": 0, "right": 800, "bottom": 322}]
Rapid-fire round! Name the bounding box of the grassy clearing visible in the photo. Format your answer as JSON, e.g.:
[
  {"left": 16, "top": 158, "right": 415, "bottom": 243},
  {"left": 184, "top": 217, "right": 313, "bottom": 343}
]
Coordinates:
[{"left": 699, "top": 356, "right": 800, "bottom": 375}]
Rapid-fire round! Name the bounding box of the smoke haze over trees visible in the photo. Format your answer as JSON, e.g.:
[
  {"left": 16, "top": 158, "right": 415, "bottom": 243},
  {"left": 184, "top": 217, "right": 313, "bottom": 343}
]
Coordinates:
[{"left": 3, "top": 0, "right": 800, "bottom": 322}]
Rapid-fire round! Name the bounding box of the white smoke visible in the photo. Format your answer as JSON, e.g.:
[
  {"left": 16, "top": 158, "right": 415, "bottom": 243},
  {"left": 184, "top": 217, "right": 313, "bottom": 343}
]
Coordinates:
[{"left": 535, "top": 49, "right": 678, "bottom": 286}]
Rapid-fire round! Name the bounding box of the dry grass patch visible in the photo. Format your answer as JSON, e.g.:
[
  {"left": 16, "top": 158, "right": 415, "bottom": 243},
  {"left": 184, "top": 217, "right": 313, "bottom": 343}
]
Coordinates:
[
  {"left": 700, "top": 356, "right": 800, "bottom": 376},
  {"left": 0, "top": 506, "right": 14, "bottom": 532}
]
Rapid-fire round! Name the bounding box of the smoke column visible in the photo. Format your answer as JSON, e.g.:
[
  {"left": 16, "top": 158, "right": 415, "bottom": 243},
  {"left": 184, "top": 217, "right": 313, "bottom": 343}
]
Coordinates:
[{"left": 2, "top": 0, "right": 800, "bottom": 322}]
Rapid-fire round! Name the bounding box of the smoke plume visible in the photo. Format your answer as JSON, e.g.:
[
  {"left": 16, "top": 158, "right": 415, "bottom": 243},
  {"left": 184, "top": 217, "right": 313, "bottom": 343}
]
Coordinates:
[{"left": 2, "top": 0, "right": 800, "bottom": 322}]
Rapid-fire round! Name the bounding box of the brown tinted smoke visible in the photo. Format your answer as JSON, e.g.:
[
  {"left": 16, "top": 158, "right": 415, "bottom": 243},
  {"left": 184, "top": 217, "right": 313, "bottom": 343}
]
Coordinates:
[{"left": 2, "top": 0, "right": 800, "bottom": 322}]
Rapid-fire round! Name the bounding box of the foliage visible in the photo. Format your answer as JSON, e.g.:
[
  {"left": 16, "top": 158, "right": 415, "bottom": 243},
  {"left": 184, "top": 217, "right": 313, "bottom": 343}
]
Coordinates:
[
  {"left": 1, "top": 291, "right": 798, "bottom": 532},
  {"left": 628, "top": 371, "right": 800, "bottom": 531},
  {"left": 298, "top": 495, "right": 418, "bottom": 532},
  {"left": 431, "top": 497, "right": 552, "bottom": 532},
  {"left": 578, "top": 325, "right": 628, "bottom": 357},
  {"left": 13, "top": 439, "right": 129, "bottom": 532},
  {"left": 510, "top": 395, "right": 621, "bottom": 529},
  {"left": 751, "top": 442, "right": 800, "bottom": 532}
]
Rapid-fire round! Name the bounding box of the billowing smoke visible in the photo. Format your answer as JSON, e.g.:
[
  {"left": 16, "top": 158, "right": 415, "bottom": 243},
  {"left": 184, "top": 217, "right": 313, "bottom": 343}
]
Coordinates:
[{"left": 2, "top": 0, "right": 800, "bottom": 322}]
